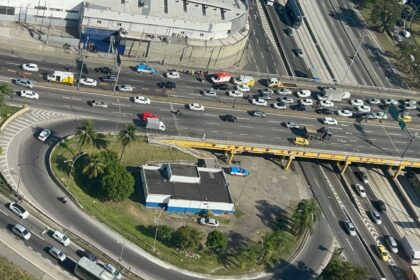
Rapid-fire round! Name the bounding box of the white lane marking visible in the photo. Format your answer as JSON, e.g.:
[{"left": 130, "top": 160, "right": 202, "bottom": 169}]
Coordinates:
[
  {"left": 394, "top": 141, "right": 407, "bottom": 144},
  {"left": 346, "top": 237, "right": 354, "bottom": 251},
  {"left": 211, "top": 130, "right": 219, "bottom": 133},
  {"left": 32, "top": 232, "right": 45, "bottom": 241},
  {"left": 237, "top": 117, "right": 250, "bottom": 120},
  {"left": 111, "top": 103, "right": 131, "bottom": 107},
  {"left": 206, "top": 122, "right": 219, "bottom": 125},
  {"left": 204, "top": 113, "right": 218, "bottom": 117},
  {"left": 159, "top": 109, "right": 170, "bottom": 112},
  {"left": 63, "top": 105, "right": 82, "bottom": 110},
  {"left": 5, "top": 62, "right": 20, "bottom": 66},
  {"left": 328, "top": 206, "right": 336, "bottom": 218},
  {"left": 240, "top": 133, "right": 248, "bottom": 136},
  {"left": 388, "top": 133, "right": 402, "bottom": 136},
  {"left": 0, "top": 209, "right": 9, "bottom": 216},
  {"left": 239, "top": 125, "right": 253, "bottom": 129},
  {"left": 256, "top": 135, "right": 264, "bottom": 137},
  {"left": 40, "top": 68, "right": 54, "bottom": 71},
  {"left": 365, "top": 130, "right": 373, "bottom": 133},
  {"left": 61, "top": 96, "right": 82, "bottom": 101},
  {"left": 268, "top": 120, "right": 279, "bottom": 123}
]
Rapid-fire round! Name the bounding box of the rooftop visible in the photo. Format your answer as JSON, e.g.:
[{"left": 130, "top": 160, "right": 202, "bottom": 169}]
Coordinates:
[
  {"left": 143, "top": 166, "right": 233, "bottom": 203},
  {"left": 169, "top": 164, "right": 199, "bottom": 178},
  {"left": 85, "top": 0, "right": 247, "bottom": 24}
]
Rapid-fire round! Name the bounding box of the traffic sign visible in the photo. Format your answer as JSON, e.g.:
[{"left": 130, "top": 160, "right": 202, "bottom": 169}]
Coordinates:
[
  {"left": 389, "top": 104, "right": 399, "bottom": 120},
  {"left": 399, "top": 120, "right": 407, "bottom": 130}
]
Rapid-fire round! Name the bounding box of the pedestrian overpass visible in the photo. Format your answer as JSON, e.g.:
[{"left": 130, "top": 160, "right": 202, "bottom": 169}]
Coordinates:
[{"left": 155, "top": 137, "right": 420, "bottom": 178}]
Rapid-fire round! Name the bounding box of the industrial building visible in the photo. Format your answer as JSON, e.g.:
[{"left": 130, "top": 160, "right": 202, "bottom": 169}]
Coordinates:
[
  {"left": 0, "top": 0, "right": 250, "bottom": 68},
  {"left": 140, "top": 163, "right": 235, "bottom": 215}
]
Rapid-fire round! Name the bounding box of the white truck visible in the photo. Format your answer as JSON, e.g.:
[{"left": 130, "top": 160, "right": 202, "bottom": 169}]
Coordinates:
[
  {"left": 146, "top": 118, "right": 166, "bottom": 131},
  {"left": 402, "top": 236, "right": 420, "bottom": 265},
  {"left": 46, "top": 71, "right": 74, "bottom": 85},
  {"left": 232, "top": 75, "right": 255, "bottom": 86},
  {"left": 322, "top": 88, "right": 351, "bottom": 101}
]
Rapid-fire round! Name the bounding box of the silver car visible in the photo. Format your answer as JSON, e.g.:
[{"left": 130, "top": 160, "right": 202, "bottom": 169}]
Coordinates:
[
  {"left": 202, "top": 89, "right": 217, "bottom": 97},
  {"left": 116, "top": 84, "right": 133, "bottom": 92},
  {"left": 15, "top": 78, "right": 33, "bottom": 88}
]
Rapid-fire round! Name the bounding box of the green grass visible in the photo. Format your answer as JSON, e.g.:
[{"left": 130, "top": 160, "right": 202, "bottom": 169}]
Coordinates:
[
  {"left": 0, "top": 256, "right": 35, "bottom": 280},
  {"left": 0, "top": 105, "right": 20, "bottom": 126}
]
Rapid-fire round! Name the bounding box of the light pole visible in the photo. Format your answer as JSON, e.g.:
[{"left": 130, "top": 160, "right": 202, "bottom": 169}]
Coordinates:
[
  {"left": 342, "top": 33, "right": 365, "bottom": 84},
  {"left": 118, "top": 239, "right": 126, "bottom": 264},
  {"left": 64, "top": 151, "right": 87, "bottom": 176},
  {"left": 153, "top": 209, "right": 165, "bottom": 252}
]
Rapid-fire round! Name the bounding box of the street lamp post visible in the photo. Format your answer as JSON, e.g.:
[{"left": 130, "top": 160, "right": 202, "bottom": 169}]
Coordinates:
[
  {"left": 118, "top": 239, "right": 126, "bottom": 264},
  {"left": 342, "top": 33, "right": 365, "bottom": 84},
  {"left": 153, "top": 209, "right": 165, "bottom": 252}
]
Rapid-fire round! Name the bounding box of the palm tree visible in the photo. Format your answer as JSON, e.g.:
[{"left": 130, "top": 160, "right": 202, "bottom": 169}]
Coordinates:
[
  {"left": 82, "top": 153, "right": 105, "bottom": 179},
  {"left": 239, "top": 244, "right": 260, "bottom": 270},
  {"left": 292, "top": 199, "right": 321, "bottom": 237},
  {"left": 118, "top": 123, "right": 136, "bottom": 163},
  {"left": 0, "top": 83, "right": 13, "bottom": 106},
  {"left": 74, "top": 120, "right": 97, "bottom": 152},
  {"left": 260, "top": 231, "right": 294, "bottom": 265}
]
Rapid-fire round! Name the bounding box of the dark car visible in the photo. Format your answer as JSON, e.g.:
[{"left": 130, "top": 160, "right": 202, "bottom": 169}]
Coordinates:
[
  {"left": 356, "top": 171, "right": 369, "bottom": 184},
  {"left": 285, "top": 27, "right": 293, "bottom": 36},
  {"left": 95, "top": 67, "right": 112, "bottom": 74},
  {"left": 100, "top": 75, "right": 117, "bottom": 82},
  {"left": 291, "top": 104, "right": 307, "bottom": 111},
  {"left": 251, "top": 110, "right": 266, "bottom": 118},
  {"left": 82, "top": 250, "right": 98, "bottom": 263},
  {"left": 375, "top": 200, "right": 387, "bottom": 213},
  {"left": 223, "top": 115, "right": 237, "bottom": 122},
  {"left": 213, "top": 83, "right": 229, "bottom": 91},
  {"left": 161, "top": 81, "right": 176, "bottom": 89},
  {"left": 315, "top": 108, "right": 332, "bottom": 115}
]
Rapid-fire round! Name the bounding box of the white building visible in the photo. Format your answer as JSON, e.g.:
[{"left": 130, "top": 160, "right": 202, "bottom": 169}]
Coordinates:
[{"left": 140, "top": 163, "right": 235, "bottom": 215}]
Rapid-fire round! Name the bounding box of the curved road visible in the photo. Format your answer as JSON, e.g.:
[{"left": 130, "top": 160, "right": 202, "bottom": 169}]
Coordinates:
[{"left": 7, "top": 117, "right": 332, "bottom": 280}]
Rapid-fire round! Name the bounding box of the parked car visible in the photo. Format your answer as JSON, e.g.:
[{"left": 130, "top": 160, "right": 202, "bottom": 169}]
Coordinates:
[
  {"left": 276, "top": 88, "right": 292, "bottom": 95},
  {"left": 38, "top": 129, "right": 51, "bottom": 142},
  {"left": 52, "top": 231, "right": 71, "bottom": 246},
  {"left": 320, "top": 100, "right": 334, "bottom": 107},
  {"left": 350, "top": 99, "right": 364, "bottom": 106},
  {"left": 300, "top": 98, "right": 313, "bottom": 106},
  {"left": 290, "top": 104, "right": 306, "bottom": 111},
  {"left": 356, "top": 105, "right": 371, "bottom": 113},
  {"left": 315, "top": 108, "right": 332, "bottom": 115},
  {"left": 296, "top": 90, "right": 311, "bottom": 98},
  {"left": 49, "top": 247, "right": 67, "bottom": 262},
  {"left": 213, "top": 83, "right": 229, "bottom": 90},
  {"left": 199, "top": 218, "right": 220, "bottom": 227},
  {"left": 336, "top": 109, "right": 353, "bottom": 117},
  {"left": 272, "top": 102, "right": 286, "bottom": 110},
  {"left": 366, "top": 98, "right": 381, "bottom": 105},
  {"left": 252, "top": 98, "right": 268, "bottom": 106},
  {"left": 280, "top": 96, "right": 294, "bottom": 104},
  {"left": 8, "top": 202, "right": 29, "bottom": 219},
  {"left": 382, "top": 98, "right": 398, "bottom": 106},
  {"left": 227, "top": 90, "right": 243, "bottom": 98},
  {"left": 229, "top": 166, "right": 250, "bottom": 176},
  {"left": 235, "top": 85, "right": 250, "bottom": 92}
]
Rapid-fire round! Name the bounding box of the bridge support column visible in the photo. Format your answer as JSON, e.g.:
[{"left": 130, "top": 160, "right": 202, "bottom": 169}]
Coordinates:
[
  {"left": 284, "top": 154, "right": 295, "bottom": 171},
  {"left": 227, "top": 148, "right": 236, "bottom": 164},
  {"left": 387, "top": 165, "right": 393, "bottom": 171},
  {"left": 340, "top": 158, "right": 351, "bottom": 175},
  {"left": 393, "top": 164, "right": 404, "bottom": 179}
]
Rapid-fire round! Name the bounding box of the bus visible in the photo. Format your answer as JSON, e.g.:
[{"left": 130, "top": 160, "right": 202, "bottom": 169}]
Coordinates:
[
  {"left": 285, "top": 0, "right": 303, "bottom": 28},
  {"left": 74, "top": 257, "right": 115, "bottom": 280}
]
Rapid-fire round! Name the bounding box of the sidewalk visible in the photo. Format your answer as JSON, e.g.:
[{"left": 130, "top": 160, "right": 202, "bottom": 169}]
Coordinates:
[{"left": 0, "top": 228, "right": 76, "bottom": 280}]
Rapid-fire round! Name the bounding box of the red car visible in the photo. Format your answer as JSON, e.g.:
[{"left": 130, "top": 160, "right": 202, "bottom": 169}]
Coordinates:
[{"left": 140, "top": 112, "right": 158, "bottom": 121}]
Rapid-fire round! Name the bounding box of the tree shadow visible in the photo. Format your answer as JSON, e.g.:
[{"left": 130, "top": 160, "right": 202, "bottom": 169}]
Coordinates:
[
  {"left": 94, "top": 133, "right": 108, "bottom": 149},
  {"left": 54, "top": 154, "right": 72, "bottom": 176},
  {"left": 128, "top": 166, "right": 146, "bottom": 204},
  {"left": 333, "top": 7, "right": 366, "bottom": 29},
  {"left": 73, "top": 156, "right": 102, "bottom": 198},
  {"left": 272, "top": 260, "right": 317, "bottom": 280},
  {"left": 227, "top": 231, "right": 250, "bottom": 252},
  {"left": 255, "top": 200, "right": 293, "bottom": 232}
]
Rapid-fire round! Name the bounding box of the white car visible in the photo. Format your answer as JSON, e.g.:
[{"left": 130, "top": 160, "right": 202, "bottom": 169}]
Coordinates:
[
  {"left": 165, "top": 71, "right": 180, "bottom": 79},
  {"left": 22, "top": 63, "right": 39, "bottom": 72},
  {"left": 280, "top": 96, "right": 294, "bottom": 104},
  {"left": 8, "top": 202, "right": 29, "bottom": 219},
  {"left": 12, "top": 224, "right": 31, "bottom": 240},
  {"left": 371, "top": 211, "right": 382, "bottom": 225},
  {"left": 272, "top": 102, "right": 286, "bottom": 110},
  {"left": 187, "top": 103, "right": 205, "bottom": 111},
  {"left": 320, "top": 100, "right": 334, "bottom": 107},
  {"left": 199, "top": 218, "right": 220, "bottom": 227},
  {"left": 403, "top": 99, "right": 416, "bottom": 105},
  {"left": 90, "top": 100, "right": 108, "bottom": 108},
  {"left": 336, "top": 109, "right": 353, "bottom": 117},
  {"left": 38, "top": 129, "right": 51, "bottom": 141},
  {"left": 132, "top": 96, "right": 151, "bottom": 104},
  {"left": 227, "top": 90, "right": 243, "bottom": 97},
  {"left": 260, "top": 88, "right": 274, "bottom": 95},
  {"left": 350, "top": 99, "right": 364, "bottom": 106},
  {"left": 316, "top": 93, "right": 327, "bottom": 101},
  {"left": 117, "top": 84, "right": 134, "bottom": 92},
  {"left": 252, "top": 98, "right": 267, "bottom": 106},
  {"left": 79, "top": 78, "right": 97, "bottom": 87},
  {"left": 104, "top": 263, "right": 122, "bottom": 280},
  {"left": 49, "top": 247, "right": 67, "bottom": 262},
  {"left": 402, "top": 104, "right": 417, "bottom": 110},
  {"left": 276, "top": 88, "right": 292, "bottom": 95},
  {"left": 235, "top": 85, "right": 250, "bottom": 92},
  {"left": 18, "top": 90, "right": 39, "bottom": 100},
  {"left": 357, "top": 105, "right": 371, "bottom": 113},
  {"left": 355, "top": 184, "right": 366, "bottom": 198},
  {"left": 52, "top": 231, "right": 71, "bottom": 246},
  {"left": 299, "top": 98, "right": 313, "bottom": 106},
  {"left": 366, "top": 98, "right": 381, "bottom": 105},
  {"left": 323, "top": 117, "right": 338, "bottom": 125},
  {"left": 345, "top": 220, "right": 356, "bottom": 236},
  {"left": 285, "top": 121, "right": 299, "bottom": 129},
  {"left": 382, "top": 98, "right": 398, "bottom": 105},
  {"left": 296, "top": 90, "right": 311, "bottom": 98}
]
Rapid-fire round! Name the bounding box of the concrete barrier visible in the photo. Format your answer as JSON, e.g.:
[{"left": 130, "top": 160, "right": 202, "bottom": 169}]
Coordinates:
[{"left": 0, "top": 105, "right": 30, "bottom": 132}]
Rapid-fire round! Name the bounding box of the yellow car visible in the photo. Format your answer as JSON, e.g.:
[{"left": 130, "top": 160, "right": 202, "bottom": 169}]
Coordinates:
[
  {"left": 377, "top": 244, "right": 389, "bottom": 262},
  {"left": 400, "top": 114, "right": 412, "bottom": 123},
  {"left": 294, "top": 137, "right": 309, "bottom": 146}
]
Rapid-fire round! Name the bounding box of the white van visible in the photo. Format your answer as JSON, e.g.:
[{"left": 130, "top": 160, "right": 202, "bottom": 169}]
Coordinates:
[{"left": 232, "top": 75, "right": 255, "bottom": 86}]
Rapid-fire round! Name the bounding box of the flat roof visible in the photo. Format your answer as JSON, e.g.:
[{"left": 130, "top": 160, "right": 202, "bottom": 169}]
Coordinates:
[
  {"left": 169, "top": 164, "right": 199, "bottom": 178},
  {"left": 143, "top": 167, "right": 232, "bottom": 203},
  {"left": 84, "top": 0, "right": 246, "bottom": 24}
]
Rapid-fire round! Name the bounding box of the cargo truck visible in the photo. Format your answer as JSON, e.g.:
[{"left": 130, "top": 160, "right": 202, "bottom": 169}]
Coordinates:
[
  {"left": 402, "top": 236, "right": 420, "bottom": 265},
  {"left": 323, "top": 88, "right": 351, "bottom": 101},
  {"left": 232, "top": 75, "right": 255, "bottom": 86},
  {"left": 267, "top": 78, "right": 298, "bottom": 88},
  {"left": 303, "top": 126, "right": 332, "bottom": 140},
  {"left": 211, "top": 72, "right": 232, "bottom": 84},
  {"left": 46, "top": 71, "right": 74, "bottom": 85},
  {"left": 145, "top": 118, "right": 166, "bottom": 131}
]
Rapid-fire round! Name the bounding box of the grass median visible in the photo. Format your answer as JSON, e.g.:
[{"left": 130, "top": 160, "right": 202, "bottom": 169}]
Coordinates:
[{"left": 0, "top": 256, "right": 35, "bottom": 280}]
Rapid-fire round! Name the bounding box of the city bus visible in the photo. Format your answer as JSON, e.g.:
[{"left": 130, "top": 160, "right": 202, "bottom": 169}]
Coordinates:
[
  {"left": 285, "top": 0, "right": 303, "bottom": 28},
  {"left": 74, "top": 257, "right": 114, "bottom": 280}
]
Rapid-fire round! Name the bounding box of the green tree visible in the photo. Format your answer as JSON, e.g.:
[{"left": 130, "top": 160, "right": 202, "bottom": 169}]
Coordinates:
[
  {"left": 238, "top": 244, "right": 260, "bottom": 270},
  {"left": 370, "top": 0, "right": 401, "bottom": 33},
  {"left": 157, "top": 225, "right": 174, "bottom": 242},
  {"left": 99, "top": 163, "right": 134, "bottom": 201},
  {"left": 292, "top": 199, "right": 321, "bottom": 236},
  {"left": 206, "top": 230, "right": 228, "bottom": 255},
  {"left": 118, "top": 124, "right": 137, "bottom": 163},
  {"left": 82, "top": 153, "right": 105, "bottom": 179},
  {"left": 0, "top": 83, "right": 13, "bottom": 106},
  {"left": 74, "top": 120, "right": 97, "bottom": 152},
  {"left": 318, "top": 255, "right": 369, "bottom": 280},
  {"left": 396, "top": 40, "right": 417, "bottom": 73},
  {"left": 171, "top": 225, "right": 202, "bottom": 251},
  {"left": 260, "top": 231, "right": 294, "bottom": 266},
  {"left": 98, "top": 150, "right": 119, "bottom": 166}
]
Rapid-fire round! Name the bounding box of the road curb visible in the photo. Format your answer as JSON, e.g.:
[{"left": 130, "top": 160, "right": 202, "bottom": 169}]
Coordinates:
[{"left": 0, "top": 105, "right": 30, "bottom": 133}]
